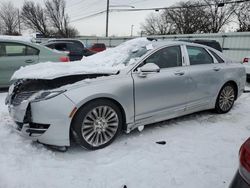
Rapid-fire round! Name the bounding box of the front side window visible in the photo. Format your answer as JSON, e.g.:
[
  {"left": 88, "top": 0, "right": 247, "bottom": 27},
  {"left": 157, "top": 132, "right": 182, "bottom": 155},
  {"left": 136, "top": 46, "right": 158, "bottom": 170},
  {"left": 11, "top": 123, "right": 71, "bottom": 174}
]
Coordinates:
[
  {"left": 54, "top": 43, "right": 68, "bottom": 51},
  {"left": 187, "top": 46, "right": 214, "bottom": 65},
  {"left": 0, "top": 42, "right": 39, "bottom": 56},
  {"left": 143, "top": 46, "right": 182, "bottom": 69}
]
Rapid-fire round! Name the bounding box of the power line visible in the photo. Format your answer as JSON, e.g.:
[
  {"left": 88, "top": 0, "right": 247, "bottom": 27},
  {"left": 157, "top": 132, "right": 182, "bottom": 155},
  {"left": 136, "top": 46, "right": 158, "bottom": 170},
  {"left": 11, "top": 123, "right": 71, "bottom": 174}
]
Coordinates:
[
  {"left": 111, "top": 0, "right": 250, "bottom": 12},
  {"left": 70, "top": 0, "right": 250, "bottom": 22},
  {"left": 71, "top": 10, "right": 106, "bottom": 22}
]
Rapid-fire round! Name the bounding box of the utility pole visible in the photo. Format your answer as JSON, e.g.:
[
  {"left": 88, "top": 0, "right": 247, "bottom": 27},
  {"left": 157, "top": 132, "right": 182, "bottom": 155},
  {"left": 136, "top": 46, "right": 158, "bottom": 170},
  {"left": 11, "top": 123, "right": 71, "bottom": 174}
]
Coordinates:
[
  {"left": 18, "top": 9, "right": 21, "bottom": 34},
  {"left": 130, "top": 25, "right": 134, "bottom": 37},
  {"left": 105, "top": 0, "right": 110, "bottom": 37}
]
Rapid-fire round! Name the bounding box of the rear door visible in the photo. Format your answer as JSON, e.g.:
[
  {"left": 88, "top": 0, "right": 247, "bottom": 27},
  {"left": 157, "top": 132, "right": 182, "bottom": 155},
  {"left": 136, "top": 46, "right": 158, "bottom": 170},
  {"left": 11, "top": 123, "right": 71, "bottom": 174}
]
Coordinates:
[
  {"left": 0, "top": 42, "right": 39, "bottom": 86},
  {"left": 184, "top": 45, "right": 224, "bottom": 110}
]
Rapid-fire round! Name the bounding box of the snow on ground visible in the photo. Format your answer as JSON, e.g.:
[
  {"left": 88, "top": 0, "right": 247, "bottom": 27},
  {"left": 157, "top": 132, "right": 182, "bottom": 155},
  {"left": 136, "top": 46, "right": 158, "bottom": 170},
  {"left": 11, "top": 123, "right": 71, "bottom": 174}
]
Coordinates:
[{"left": 1, "top": 84, "right": 250, "bottom": 188}]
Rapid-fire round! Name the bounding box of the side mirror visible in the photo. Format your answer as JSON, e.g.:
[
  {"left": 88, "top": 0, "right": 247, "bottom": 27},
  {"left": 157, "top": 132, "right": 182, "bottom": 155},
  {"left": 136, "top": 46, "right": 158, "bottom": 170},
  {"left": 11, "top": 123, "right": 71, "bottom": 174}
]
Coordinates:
[{"left": 137, "top": 63, "right": 160, "bottom": 77}]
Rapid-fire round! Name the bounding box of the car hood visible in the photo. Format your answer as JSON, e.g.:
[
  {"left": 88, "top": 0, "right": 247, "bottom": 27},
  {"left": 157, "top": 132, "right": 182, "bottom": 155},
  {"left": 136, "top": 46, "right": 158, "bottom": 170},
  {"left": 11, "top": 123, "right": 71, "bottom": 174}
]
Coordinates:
[{"left": 11, "top": 37, "right": 151, "bottom": 80}]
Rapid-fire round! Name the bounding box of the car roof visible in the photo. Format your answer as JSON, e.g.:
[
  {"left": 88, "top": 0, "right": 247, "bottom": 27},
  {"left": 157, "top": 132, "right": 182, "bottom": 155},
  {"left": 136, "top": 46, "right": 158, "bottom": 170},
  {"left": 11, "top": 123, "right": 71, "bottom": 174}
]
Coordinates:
[
  {"left": 0, "top": 39, "right": 44, "bottom": 49},
  {"left": 0, "top": 38, "right": 32, "bottom": 44},
  {"left": 48, "top": 38, "right": 83, "bottom": 42},
  {"left": 43, "top": 41, "right": 75, "bottom": 45},
  {"left": 152, "top": 40, "right": 219, "bottom": 51}
]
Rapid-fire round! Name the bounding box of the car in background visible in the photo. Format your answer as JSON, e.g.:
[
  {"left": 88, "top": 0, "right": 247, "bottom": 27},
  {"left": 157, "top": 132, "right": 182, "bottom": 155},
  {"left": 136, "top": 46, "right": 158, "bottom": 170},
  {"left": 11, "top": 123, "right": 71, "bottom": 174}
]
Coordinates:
[
  {"left": 179, "top": 39, "right": 222, "bottom": 52},
  {"left": 6, "top": 39, "right": 246, "bottom": 150},
  {"left": 0, "top": 39, "right": 69, "bottom": 88},
  {"left": 89, "top": 43, "right": 106, "bottom": 52},
  {"left": 242, "top": 56, "right": 250, "bottom": 81},
  {"left": 230, "top": 138, "right": 250, "bottom": 188},
  {"left": 43, "top": 39, "right": 95, "bottom": 61}
]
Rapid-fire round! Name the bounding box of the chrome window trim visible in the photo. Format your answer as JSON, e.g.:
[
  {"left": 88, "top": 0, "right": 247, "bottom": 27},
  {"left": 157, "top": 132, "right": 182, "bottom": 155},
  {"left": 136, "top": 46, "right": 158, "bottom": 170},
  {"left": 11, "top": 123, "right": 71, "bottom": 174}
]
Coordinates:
[{"left": 131, "top": 44, "right": 185, "bottom": 73}]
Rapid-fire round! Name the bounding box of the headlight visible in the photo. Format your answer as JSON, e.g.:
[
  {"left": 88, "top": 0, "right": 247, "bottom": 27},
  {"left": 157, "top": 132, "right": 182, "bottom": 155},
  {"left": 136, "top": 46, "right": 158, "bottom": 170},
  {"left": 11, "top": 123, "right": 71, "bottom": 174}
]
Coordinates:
[
  {"left": 33, "top": 90, "right": 65, "bottom": 102},
  {"left": 8, "top": 84, "right": 15, "bottom": 95}
]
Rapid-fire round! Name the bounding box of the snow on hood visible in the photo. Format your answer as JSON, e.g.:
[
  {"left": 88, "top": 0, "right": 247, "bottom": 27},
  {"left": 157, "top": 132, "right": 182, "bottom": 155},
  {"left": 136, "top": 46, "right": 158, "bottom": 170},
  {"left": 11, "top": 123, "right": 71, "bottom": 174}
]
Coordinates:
[{"left": 11, "top": 38, "right": 151, "bottom": 80}]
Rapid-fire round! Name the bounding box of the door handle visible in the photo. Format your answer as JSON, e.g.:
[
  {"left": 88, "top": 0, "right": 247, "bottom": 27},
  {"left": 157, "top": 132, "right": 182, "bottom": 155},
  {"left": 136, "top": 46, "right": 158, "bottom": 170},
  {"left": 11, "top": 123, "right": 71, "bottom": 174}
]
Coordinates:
[
  {"left": 25, "top": 59, "right": 35, "bottom": 63},
  {"left": 174, "top": 71, "right": 185, "bottom": 76},
  {"left": 213, "top": 67, "right": 221, "bottom": 71}
]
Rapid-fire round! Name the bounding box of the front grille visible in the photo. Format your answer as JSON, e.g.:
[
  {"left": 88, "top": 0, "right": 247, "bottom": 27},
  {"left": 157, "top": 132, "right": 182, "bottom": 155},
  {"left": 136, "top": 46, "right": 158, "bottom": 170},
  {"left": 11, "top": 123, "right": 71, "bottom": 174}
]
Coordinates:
[
  {"left": 26, "top": 123, "right": 50, "bottom": 136},
  {"left": 12, "top": 92, "right": 36, "bottom": 106}
]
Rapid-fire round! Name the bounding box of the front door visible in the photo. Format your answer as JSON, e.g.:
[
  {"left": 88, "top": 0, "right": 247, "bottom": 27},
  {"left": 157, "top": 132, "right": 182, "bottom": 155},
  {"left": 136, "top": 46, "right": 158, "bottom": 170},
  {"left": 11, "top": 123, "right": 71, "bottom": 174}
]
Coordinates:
[{"left": 132, "top": 45, "right": 192, "bottom": 124}]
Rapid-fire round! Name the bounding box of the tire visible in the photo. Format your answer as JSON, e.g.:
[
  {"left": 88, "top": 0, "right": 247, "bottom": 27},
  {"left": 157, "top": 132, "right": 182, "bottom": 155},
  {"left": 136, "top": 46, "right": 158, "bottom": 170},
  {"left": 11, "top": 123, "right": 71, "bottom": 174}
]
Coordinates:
[
  {"left": 71, "top": 99, "right": 122, "bottom": 150},
  {"left": 215, "top": 83, "right": 236, "bottom": 114}
]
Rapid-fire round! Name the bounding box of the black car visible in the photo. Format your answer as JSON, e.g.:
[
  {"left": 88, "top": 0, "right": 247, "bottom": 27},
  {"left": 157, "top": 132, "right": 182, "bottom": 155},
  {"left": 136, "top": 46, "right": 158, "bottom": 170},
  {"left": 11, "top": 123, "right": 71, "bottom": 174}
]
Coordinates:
[
  {"left": 43, "top": 39, "right": 95, "bottom": 61},
  {"left": 230, "top": 138, "right": 250, "bottom": 188},
  {"left": 178, "top": 39, "right": 222, "bottom": 52}
]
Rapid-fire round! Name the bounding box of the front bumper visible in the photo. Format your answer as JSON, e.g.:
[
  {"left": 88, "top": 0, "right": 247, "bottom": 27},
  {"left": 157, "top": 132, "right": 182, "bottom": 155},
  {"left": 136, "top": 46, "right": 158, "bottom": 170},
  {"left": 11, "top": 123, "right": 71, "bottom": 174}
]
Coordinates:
[{"left": 8, "top": 93, "right": 76, "bottom": 146}]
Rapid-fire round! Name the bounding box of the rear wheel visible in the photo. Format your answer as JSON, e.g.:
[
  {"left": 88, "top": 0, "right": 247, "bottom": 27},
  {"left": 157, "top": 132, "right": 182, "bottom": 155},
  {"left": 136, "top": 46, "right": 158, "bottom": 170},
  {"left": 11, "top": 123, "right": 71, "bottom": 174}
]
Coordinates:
[
  {"left": 72, "top": 99, "right": 122, "bottom": 150},
  {"left": 215, "top": 83, "right": 236, "bottom": 114}
]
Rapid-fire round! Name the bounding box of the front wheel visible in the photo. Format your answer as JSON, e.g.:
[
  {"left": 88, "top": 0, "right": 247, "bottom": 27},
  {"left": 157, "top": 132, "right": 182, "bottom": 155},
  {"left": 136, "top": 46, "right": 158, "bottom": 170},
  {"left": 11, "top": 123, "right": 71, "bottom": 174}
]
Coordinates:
[
  {"left": 215, "top": 83, "right": 236, "bottom": 114},
  {"left": 71, "top": 99, "right": 122, "bottom": 150}
]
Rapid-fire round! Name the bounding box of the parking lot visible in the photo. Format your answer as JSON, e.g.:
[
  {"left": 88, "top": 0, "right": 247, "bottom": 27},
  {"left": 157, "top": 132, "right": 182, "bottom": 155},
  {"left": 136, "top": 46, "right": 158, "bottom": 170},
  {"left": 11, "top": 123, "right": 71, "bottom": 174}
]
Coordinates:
[{"left": 0, "top": 83, "right": 249, "bottom": 188}]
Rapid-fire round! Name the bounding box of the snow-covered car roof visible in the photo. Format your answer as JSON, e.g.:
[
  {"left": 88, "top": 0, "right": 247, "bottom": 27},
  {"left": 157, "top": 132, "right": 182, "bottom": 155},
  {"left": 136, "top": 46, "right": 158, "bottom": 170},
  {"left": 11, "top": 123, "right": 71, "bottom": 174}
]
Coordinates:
[
  {"left": 11, "top": 38, "right": 153, "bottom": 80},
  {"left": 0, "top": 35, "right": 33, "bottom": 43}
]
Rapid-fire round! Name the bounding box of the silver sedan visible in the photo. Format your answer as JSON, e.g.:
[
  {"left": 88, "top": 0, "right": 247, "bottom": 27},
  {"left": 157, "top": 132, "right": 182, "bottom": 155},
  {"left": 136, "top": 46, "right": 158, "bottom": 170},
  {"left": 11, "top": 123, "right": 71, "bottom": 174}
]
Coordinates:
[{"left": 6, "top": 39, "right": 246, "bottom": 150}]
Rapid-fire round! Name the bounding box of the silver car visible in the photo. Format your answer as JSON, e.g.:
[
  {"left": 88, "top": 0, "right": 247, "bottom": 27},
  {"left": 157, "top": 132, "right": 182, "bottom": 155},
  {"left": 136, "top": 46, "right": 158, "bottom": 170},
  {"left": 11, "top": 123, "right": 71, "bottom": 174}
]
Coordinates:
[
  {"left": 6, "top": 39, "right": 246, "bottom": 150},
  {"left": 0, "top": 39, "right": 69, "bottom": 88}
]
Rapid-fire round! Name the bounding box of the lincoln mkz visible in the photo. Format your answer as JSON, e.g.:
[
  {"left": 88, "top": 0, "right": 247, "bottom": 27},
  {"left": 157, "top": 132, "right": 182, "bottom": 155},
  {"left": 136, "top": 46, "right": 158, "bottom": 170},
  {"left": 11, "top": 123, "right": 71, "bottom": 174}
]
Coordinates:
[{"left": 6, "top": 38, "right": 246, "bottom": 150}]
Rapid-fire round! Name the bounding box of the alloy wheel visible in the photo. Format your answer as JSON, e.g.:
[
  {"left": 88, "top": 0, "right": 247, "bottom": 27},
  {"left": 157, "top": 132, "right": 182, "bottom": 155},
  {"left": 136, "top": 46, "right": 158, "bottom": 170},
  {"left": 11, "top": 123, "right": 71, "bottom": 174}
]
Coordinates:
[
  {"left": 81, "top": 106, "right": 119, "bottom": 147},
  {"left": 218, "top": 85, "right": 235, "bottom": 112}
]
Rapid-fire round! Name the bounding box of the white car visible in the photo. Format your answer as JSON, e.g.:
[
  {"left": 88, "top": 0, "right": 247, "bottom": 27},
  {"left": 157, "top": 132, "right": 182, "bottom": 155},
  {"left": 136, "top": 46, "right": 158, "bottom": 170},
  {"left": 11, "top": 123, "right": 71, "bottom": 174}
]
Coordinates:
[{"left": 243, "top": 56, "right": 250, "bottom": 80}]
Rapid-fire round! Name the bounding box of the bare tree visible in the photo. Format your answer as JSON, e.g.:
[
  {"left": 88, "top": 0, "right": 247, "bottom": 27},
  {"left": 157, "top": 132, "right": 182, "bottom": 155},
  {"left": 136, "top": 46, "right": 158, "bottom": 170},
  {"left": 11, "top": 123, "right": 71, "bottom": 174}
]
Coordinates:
[
  {"left": 45, "top": 0, "right": 78, "bottom": 37},
  {"left": 21, "top": 1, "right": 52, "bottom": 37},
  {"left": 166, "top": 1, "right": 211, "bottom": 34},
  {"left": 0, "top": 19, "right": 3, "bottom": 34},
  {"left": 141, "top": 13, "right": 176, "bottom": 35},
  {"left": 0, "top": 2, "right": 20, "bottom": 35},
  {"left": 202, "top": 0, "right": 237, "bottom": 33},
  {"left": 234, "top": 2, "right": 250, "bottom": 32}
]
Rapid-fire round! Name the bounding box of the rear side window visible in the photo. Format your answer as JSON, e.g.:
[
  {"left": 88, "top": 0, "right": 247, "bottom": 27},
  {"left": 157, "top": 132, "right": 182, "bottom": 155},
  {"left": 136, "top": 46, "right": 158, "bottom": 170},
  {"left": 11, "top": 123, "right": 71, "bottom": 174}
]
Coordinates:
[
  {"left": 187, "top": 46, "right": 214, "bottom": 65},
  {"left": 208, "top": 49, "right": 224, "bottom": 63},
  {"left": 0, "top": 42, "right": 39, "bottom": 56},
  {"left": 144, "top": 46, "right": 182, "bottom": 69}
]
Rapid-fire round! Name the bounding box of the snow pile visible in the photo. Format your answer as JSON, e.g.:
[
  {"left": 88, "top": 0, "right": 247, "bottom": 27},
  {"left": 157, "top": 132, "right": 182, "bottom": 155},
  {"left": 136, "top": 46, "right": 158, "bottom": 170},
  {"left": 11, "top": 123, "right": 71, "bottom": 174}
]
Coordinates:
[
  {"left": 0, "top": 35, "right": 33, "bottom": 43},
  {"left": 11, "top": 38, "right": 151, "bottom": 80}
]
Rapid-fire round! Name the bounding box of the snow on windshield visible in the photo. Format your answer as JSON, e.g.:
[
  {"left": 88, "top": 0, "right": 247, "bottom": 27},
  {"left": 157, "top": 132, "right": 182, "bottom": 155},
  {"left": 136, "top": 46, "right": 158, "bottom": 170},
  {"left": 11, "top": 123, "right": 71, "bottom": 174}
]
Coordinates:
[{"left": 11, "top": 38, "right": 152, "bottom": 80}]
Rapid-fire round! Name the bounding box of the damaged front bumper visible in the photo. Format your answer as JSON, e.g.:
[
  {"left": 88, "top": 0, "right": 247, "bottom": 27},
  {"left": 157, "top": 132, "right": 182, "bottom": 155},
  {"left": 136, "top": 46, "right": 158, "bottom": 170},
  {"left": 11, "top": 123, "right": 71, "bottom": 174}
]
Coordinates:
[{"left": 7, "top": 91, "right": 76, "bottom": 147}]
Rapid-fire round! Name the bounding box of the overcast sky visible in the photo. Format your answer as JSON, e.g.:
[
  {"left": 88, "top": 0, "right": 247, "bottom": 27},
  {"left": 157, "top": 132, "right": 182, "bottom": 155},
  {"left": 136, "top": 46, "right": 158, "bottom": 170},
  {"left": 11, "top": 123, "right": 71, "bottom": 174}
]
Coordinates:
[{"left": 10, "top": 0, "right": 187, "bottom": 36}]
